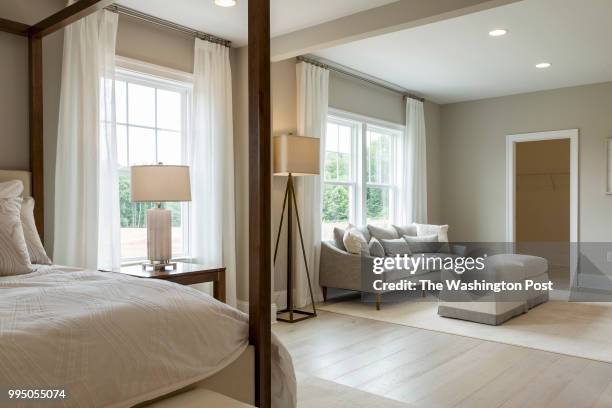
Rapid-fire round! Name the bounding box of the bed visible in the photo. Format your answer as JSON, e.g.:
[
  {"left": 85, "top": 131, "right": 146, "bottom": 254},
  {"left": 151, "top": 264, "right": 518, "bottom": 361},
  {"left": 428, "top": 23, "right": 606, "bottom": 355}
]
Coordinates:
[{"left": 0, "top": 170, "right": 295, "bottom": 407}]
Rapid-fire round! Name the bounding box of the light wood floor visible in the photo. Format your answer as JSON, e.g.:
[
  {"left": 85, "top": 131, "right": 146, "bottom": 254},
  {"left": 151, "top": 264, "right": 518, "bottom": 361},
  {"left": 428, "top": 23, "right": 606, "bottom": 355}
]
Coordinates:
[{"left": 273, "top": 310, "right": 612, "bottom": 408}]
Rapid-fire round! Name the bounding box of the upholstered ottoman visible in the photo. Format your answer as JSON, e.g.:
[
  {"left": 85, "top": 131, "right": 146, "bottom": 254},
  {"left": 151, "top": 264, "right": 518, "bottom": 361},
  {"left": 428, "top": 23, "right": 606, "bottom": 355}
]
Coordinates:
[{"left": 438, "top": 254, "right": 549, "bottom": 325}]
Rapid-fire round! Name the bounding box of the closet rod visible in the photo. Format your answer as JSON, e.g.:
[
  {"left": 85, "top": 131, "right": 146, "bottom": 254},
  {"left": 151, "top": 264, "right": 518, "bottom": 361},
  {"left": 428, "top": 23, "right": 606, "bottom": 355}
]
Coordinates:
[
  {"left": 105, "top": 4, "right": 231, "bottom": 48},
  {"left": 297, "top": 55, "right": 425, "bottom": 102}
]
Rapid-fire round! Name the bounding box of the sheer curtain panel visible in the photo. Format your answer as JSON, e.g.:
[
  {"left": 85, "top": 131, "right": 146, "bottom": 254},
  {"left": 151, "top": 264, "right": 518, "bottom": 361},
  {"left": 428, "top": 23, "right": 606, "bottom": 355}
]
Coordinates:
[
  {"left": 294, "top": 61, "right": 329, "bottom": 307},
  {"left": 398, "top": 98, "right": 428, "bottom": 224},
  {"left": 54, "top": 9, "right": 121, "bottom": 271},
  {"left": 190, "top": 39, "right": 237, "bottom": 307}
]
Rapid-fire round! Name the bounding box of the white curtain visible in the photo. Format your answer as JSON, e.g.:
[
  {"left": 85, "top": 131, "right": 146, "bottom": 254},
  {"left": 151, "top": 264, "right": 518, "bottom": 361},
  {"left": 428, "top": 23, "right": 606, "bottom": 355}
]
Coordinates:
[
  {"left": 398, "top": 98, "right": 428, "bottom": 224},
  {"left": 190, "top": 39, "right": 237, "bottom": 307},
  {"left": 294, "top": 62, "right": 329, "bottom": 307},
  {"left": 54, "top": 9, "right": 120, "bottom": 271}
]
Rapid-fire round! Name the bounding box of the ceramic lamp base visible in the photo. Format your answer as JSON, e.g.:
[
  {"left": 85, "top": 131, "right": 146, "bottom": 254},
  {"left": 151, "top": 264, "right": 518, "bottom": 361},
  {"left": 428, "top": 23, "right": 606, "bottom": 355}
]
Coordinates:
[{"left": 146, "top": 207, "right": 172, "bottom": 264}]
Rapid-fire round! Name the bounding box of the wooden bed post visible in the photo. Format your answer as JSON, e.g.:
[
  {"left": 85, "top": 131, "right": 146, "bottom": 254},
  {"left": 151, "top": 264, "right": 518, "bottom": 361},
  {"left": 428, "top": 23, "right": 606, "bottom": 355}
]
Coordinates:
[
  {"left": 28, "top": 34, "right": 44, "bottom": 239},
  {"left": 248, "top": 0, "right": 272, "bottom": 406}
]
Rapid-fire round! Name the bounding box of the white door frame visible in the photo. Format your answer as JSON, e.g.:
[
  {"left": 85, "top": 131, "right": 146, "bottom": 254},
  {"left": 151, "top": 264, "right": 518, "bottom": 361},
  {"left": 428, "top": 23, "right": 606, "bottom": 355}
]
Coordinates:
[
  {"left": 506, "top": 129, "right": 579, "bottom": 286},
  {"left": 505, "top": 129, "right": 578, "bottom": 242}
]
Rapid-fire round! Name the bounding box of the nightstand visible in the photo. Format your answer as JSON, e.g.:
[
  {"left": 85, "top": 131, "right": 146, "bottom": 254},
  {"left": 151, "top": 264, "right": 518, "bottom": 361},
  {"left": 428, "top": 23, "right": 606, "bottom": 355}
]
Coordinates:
[{"left": 107, "top": 262, "right": 226, "bottom": 303}]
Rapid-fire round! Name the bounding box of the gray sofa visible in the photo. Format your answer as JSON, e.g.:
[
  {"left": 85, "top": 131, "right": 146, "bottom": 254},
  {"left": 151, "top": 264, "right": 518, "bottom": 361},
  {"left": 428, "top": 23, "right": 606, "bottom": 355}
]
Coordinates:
[{"left": 319, "top": 224, "right": 459, "bottom": 310}]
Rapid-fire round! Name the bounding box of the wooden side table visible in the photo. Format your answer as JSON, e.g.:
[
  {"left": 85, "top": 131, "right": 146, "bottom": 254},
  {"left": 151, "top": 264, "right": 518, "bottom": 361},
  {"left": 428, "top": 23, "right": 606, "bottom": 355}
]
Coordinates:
[{"left": 106, "top": 262, "right": 226, "bottom": 303}]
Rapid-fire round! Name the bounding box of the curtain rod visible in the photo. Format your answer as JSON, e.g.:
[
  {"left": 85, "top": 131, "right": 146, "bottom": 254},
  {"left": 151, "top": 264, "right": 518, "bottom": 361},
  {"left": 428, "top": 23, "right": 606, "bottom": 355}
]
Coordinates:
[
  {"left": 296, "top": 56, "right": 425, "bottom": 103},
  {"left": 105, "top": 4, "right": 232, "bottom": 48}
]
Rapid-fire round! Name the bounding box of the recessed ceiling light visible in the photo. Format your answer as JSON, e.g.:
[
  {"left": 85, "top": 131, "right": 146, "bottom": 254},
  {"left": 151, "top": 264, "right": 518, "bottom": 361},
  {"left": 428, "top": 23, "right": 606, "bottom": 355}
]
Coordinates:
[
  {"left": 535, "top": 62, "right": 552, "bottom": 69},
  {"left": 489, "top": 29, "right": 508, "bottom": 37},
  {"left": 214, "top": 0, "right": 236, "bottom": 7}
]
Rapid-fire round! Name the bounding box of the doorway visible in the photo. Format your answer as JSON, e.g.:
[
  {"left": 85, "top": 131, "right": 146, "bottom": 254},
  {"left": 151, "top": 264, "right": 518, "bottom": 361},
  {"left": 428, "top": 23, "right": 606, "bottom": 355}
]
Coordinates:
[{"left": 506, "top": 129, "right": 579, "bottom": 291}]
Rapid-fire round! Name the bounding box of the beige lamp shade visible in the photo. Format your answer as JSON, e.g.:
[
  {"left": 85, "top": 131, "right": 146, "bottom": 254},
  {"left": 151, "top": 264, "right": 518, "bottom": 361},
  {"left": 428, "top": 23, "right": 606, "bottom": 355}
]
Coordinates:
[
  {"left": 273, "top": 134, "right": 320, "bottom": 176},
  {"left": 131, "top": 165, "right": 192, "bottom": 202}
]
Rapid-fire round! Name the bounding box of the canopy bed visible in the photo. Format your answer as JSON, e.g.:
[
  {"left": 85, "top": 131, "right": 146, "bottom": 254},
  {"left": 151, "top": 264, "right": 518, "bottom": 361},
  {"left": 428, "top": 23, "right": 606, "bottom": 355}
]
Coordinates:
[{"left": 0, "top": 0, "right": 276, "bottom": 407}]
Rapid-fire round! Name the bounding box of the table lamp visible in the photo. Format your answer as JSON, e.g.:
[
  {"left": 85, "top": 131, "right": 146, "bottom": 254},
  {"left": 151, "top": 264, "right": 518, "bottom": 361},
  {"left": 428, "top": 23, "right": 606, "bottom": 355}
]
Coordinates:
[
  {"left": 273, "top": 134, "right": 320, "bottom": 323},
  {"left": 131, "top": 164, "right": 191, "bottom": 270}
]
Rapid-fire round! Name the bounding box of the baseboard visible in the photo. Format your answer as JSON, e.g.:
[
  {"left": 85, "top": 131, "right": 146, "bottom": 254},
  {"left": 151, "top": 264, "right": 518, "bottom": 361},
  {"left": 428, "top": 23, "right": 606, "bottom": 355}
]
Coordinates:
[{"left": 237, "top": 300, "right": 277, "bottom": 323}]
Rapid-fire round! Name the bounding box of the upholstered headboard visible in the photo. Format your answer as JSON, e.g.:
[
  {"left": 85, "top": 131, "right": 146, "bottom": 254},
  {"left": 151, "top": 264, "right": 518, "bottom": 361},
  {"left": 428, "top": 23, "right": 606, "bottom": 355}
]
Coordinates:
[{"left": 0, "top": 170, "right": 32, "bottom": 197}]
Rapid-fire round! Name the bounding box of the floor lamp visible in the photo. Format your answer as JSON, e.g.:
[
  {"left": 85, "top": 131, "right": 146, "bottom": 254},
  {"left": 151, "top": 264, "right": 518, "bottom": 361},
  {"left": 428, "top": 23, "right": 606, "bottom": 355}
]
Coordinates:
[{"left": 273, "top": 134, "right": 319, "bottom": 323}]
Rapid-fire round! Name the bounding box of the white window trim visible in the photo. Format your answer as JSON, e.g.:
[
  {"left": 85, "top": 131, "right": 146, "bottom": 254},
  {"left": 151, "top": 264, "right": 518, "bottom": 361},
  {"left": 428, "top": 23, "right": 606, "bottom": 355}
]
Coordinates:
[
  {"left": 324, "top": 108, "right": 405, "bottom": 229},
  {"left": 114, "top": 58, "right": 193, "bottom": 264}
]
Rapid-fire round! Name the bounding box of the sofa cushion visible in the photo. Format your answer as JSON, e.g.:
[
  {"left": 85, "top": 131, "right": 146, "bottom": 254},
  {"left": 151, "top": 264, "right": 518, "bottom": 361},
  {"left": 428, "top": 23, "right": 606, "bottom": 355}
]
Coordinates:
[
  {"left": 404, "top": 234, "right": 441, "bottom": 253},
  {"left": 380, "top": 238, "right": 412, "bottom": 257},
  {"left": 367, "top": 224, "right": 399, "bottom": 241},
  {"left": 512, "top": 254, "right": 548, "bottom": 278},
  {"left": 392, "top": 224, "right": 417, "bottom": 237},
  {"left": 343, "top": 226, "right": 368, "bottom": 255},
  {"left": 368, "top": 237, "right": 385, "bottom": 258},
  {"left": 416, "top": 224, "right": 449, "bottom": 242},
  {"left": 333, "top": 227, "right": 347, "bottom": 251}
]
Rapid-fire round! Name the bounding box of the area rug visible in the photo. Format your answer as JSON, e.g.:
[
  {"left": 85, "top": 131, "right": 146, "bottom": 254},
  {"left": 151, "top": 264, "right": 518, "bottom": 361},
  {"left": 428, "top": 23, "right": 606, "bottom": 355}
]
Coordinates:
[{"left": 318, "top": 295, "right": 612, "bottom": 363}]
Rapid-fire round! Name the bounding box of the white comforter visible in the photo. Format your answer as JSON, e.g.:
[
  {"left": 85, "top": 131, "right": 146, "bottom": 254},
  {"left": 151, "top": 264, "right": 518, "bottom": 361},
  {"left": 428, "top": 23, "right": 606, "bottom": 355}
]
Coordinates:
[{"left": 0, "top": 266, "right": 296, "bottom": 408}]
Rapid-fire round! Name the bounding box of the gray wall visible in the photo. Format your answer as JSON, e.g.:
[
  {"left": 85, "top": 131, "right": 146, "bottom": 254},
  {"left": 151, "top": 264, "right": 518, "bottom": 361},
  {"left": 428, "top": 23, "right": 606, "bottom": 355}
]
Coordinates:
[
  {"left": 230, "top": 46, "right": 250, "bottom": 303},
  {"left": 440, "top": 81, "right": 612, "bottom": 242},
  {"left": 0, "top": 32, "right": 29, "bottom": 171},
  {"left": 115, "top": 14, "right": 194, "bottom": 73}
]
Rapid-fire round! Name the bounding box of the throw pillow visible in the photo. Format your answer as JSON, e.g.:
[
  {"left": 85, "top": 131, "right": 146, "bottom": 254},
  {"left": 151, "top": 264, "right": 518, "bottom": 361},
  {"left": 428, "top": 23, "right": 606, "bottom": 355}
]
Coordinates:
[
  {"left": 416, "top": 224, "right": 449, "bottom": 242},
  {"left": 380, "top": 238, "right": 412, "bottom": 257},
  {"left": 404, "top": 234, "right": 441, "bottom": 254},
  {"left": 368, "top": 237, "right": 385, "bottom": 258},
  {"left": 20, "top": 198, "right": 52, "bottom": 265},
  {"left": 0, "top": 197, "right": 34, "bottom": 276},
  {"left": 0, "top": 180, "right": 24, "bottom": 198},
  {"left": 343, "top": 226, "right": 368, "bottom": 255},
  {"left": 392, "top": 224, "right": 417, "bottom": 237},
  {"left": 333, "top": 227, "right": 347, "bottom": 251},
  {"left": 367, "top": 224, "right": 399, "bottom": 241}
]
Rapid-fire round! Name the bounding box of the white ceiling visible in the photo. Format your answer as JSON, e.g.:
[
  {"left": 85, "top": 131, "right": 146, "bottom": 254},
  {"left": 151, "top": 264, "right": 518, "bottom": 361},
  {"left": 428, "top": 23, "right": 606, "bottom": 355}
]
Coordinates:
[
  {"left": 116, "top": 0, "right": 397, "bottom": 46},
  {"left": 314, "top": 0, "right": 612, "bottom": 104}
]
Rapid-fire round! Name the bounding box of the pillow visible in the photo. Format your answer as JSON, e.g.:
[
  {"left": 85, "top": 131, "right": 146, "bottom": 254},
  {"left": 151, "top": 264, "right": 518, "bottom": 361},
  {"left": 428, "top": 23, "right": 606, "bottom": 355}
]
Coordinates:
[
  {"left": 368, "top": 237, "right": 385, "bottom": 258},
  {"left": 333, "top": 227, "right": 347, "bottom": 251},
  {"left": 393, "top": 224, "right": 417, "bottom": 237},
  {"left": 20, "top": 198, "right": 52, "bottom": 265},
  {"left": 0, "top": 198, "right": 33, "bottom": 276},
  {"left": 380, "top": 238, "right": 412, "bottom": 257},
  {"left": 343, "top": 226, "right": 368, "bottom": 255},
  {"left": 367, "top": 224, "right": 399, "bottom": 241},
  {"left": 404, "top": 234, "right": 442, "bottom": 254},
  {"left": 358, "top": 226, "right": 371, "bottom": 243},
  {"left": 416, "top": 224, "right": 449, "bottom": 242},
  {"left": 0, "top": 180, "right": 23, "bottom": 198}
]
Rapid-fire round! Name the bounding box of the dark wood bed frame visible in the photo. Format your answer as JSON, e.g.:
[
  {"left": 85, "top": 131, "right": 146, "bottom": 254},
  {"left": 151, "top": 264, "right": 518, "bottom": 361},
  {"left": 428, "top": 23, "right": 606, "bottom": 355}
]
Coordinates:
[{"left": 1, "top": 1, "right": 272, "bottom": 406}]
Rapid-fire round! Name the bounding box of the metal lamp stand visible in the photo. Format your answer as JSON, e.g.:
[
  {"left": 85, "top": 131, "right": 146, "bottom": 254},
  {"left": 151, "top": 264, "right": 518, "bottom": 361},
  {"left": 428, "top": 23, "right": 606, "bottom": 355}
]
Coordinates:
[{"left": 273, "top": 173, "right": 317, "bottom": 323}]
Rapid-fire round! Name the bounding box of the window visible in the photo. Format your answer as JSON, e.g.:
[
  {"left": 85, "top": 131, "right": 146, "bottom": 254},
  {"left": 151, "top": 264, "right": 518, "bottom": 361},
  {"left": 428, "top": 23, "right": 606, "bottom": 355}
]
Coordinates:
[
  {"left": 322, "top": 110, "right": 403, "bottom": 240},
  {"left": 114, "top": 69, "right": 191, "bottom": 262}
]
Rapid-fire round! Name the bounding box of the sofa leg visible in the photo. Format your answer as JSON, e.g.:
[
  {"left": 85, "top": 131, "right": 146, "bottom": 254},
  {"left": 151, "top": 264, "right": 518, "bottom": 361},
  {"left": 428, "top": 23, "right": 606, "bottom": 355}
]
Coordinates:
[
  {"left": 322, "top": 286, "right": 327, "bottom": 302},
  {"left": 375, "top": 293, "right": 381, "bottom": 311}
]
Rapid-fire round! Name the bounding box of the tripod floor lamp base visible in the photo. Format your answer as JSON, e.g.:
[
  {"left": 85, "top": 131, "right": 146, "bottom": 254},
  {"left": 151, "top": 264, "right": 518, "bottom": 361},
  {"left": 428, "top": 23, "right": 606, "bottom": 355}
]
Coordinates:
[{"left": 274, "top": 173, "right": 317, "bottom": 324}]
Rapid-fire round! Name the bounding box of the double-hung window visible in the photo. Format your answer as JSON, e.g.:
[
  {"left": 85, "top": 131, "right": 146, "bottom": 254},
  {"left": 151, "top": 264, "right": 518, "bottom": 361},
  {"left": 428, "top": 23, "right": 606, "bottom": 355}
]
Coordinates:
[
  {"left": 322, "top": 110, "right": 403, "bottom": 240},
  {"left": 114, "top": 68, "right": 191, "bottom": 262}
]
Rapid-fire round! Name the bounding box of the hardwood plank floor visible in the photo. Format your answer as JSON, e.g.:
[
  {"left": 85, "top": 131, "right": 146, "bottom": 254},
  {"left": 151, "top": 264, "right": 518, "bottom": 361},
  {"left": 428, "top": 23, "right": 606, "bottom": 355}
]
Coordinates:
[{"left": 273, "top": 310, "right": 612, "bottom": 408}]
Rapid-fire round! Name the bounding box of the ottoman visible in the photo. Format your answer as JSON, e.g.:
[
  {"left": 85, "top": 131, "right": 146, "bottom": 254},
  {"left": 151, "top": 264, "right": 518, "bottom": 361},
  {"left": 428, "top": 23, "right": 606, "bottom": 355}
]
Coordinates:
[{"left": 438, "top": 254, "right": 549, "bottom": 325}]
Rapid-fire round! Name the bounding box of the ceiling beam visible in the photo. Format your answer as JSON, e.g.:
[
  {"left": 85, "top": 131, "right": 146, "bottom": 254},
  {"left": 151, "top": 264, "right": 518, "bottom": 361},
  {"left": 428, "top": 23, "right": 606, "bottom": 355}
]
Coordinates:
[
  {"left": 0, "top": 18, "right": 30, "bottom": 36},
  {"left": 271, "top": 0, "right": 523, "bottom": 61},
  {"left": 29, "top": 0, "right": 115, "bottom": 38}
]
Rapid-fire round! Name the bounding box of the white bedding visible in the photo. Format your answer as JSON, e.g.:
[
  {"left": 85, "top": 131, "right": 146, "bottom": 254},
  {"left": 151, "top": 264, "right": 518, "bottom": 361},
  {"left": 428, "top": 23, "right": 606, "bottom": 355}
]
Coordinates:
[{"left": 0, "top": 266, "right": 296, "bottom": 408}]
